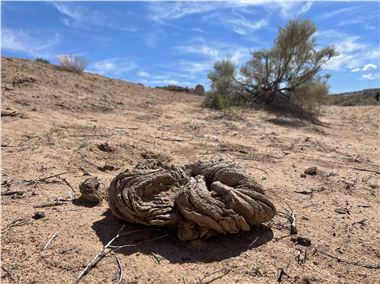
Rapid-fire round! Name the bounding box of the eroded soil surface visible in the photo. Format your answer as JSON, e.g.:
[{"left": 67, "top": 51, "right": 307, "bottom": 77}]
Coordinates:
[{"left": 2, "top": 57, "right": 379, "bottom": 283}]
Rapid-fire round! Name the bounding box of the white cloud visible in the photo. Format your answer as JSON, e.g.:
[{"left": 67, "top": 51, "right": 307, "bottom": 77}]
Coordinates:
[
  {"left": 148, "top": 2, "right": 218, "bottom": 22},
  {"left": 89, "top": 58, "right": 137, "bottom": 77},
  {"left": 148, "top": 1, "right": 313, "bottom": 23},
  {"left": 53, "top": 3, "right": 105, "bottom": 29},
  {"left": 362, "top": 73, "right": 380, "bottom": 80},
  {"left": 318, "top": 6, "right": 360, "bottom": 20},
  {"left": 317, "top": 30, "right": 379, "bottom": 71},
  {"left": 226, "top": 17, "right": 268, "bottom": 35},
  {"left": 2, "top": 27, "right": 59, "bottom": 58},
  {"left": 362, "top": 63, "right": 377, "bottom": 71},
  {"left": 173, "top": 38, "right": 252, "bottom": 66},
  {"left": 351, "top": 68, "right": 361, "bottom": 72},
  {"left": 53, "top": 3, "right": 137, "bottom": 32},
  {"left": 137, "top": 70, "right": 151, "bottom": 78}
]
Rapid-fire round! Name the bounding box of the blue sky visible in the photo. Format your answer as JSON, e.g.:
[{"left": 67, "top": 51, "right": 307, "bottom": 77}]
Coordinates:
[{"left": 2, "top": 1, "right": 379, "bottom": 93}]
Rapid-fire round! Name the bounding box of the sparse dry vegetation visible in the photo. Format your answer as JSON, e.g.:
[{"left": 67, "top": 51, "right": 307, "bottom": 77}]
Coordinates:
[
  {"left": 57, "top": 55, "right": 88, "bottom": 74},
  {"left": 205, "top": 19, "right": 337, "bottom": 118}
]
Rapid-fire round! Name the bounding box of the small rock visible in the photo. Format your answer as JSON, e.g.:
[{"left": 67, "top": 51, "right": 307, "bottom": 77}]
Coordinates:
[
  {"left": 97, "top": 163, "right": 118, "bottom": 172},
  {"left": 300, "top": 173, "right": 307, "bottom": 178},
  {"left": 33, "top": 211, "right": 45, "bottom": 220},
  {"left": 291, "top": 235, "right": 312, "bottom": 247},
  {"left": 97, "top": 142, "right": 114, "bottom": 152},
  {"left": 79, "top": 177, "right": 102, "bottom": 204},
  {"left": 335, "top": 207, "right": 350, "bottom": 215},
  {"left": 304, "top": 167, "right": 318, "bottom": 176}
]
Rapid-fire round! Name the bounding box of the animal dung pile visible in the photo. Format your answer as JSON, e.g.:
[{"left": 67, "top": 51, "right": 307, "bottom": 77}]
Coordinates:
[{"left": 108, "top": 160, "right": 276, "bottom": 240}]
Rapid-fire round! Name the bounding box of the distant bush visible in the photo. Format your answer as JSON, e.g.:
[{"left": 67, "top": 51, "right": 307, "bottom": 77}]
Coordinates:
[
  {"left": 193, "top": 84, "right": 205, "bottom": 96},
  {"left": 156, "top": 84, "right": 206, "bottom": 96},
  {"left": 203, "top": 59, "right": 240, "bottom": 116},
  {"left": 156, "top": 85, "right": 191, "bottom": 93},
  {"left": 326, "top": 88, "right": 380, "bottom": 106},
  {"left": 205, "top": 19, "right": 337, "bottom": 119},
  {"left": 57, "top": 55, "right": 88, "bottom": 74},
  {"left": 35, "top": 58, "right": 50, "bottom": 64}
]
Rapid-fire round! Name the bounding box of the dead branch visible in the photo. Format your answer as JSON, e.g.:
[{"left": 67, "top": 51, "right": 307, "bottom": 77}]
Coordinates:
[
  {"left": 74, "top": 227, "right": 169, "bottom": 283},
  {"left": 74, "top": 225, "right": 126, "bottom": 284},
  {"left": 24, "top": 171, "right": 68, "bottom": 185},
  {"left": 2, "top": 218, "right": 30, "bottom": 232},
  {"left": 34, "top": 200, "right": 68, "bottom": 208},
  {"left": 110, "top": 234, "right": 170, "bottom": 251},
  {"left": 112, "top": 256, "right": 124, "bottom": 284},
  {"left": 195, "top": 268, "right": 232, "bottom": 284},
  {"left": 150, "top": 252, "right": 162, "bottom": 264},
  {"left": 154, "top": 136, "right": 192, "bottom": 142},
  {"left": 1, "top": 190, "right": 27, "bottom": 196},
  {"left": 278, "top": 203, "right": 297, "bottom": 235},
  {"left": 277, "top": 268, "right": 289, "bottom": 282},
  {"left": 59, "top": 177, "right": 76, "bottom": 198},
  {"left": 1, "top": 265, "right": 17, "bottom": 282},
  {"left": 294, "top": 190, "right": 313, "bottom": 196},
  {"left": 350, "top": 167, "right": 380, "bottom": 174},
  {"left": 248, "top": 235, "right": 260, "bottom": 248},
  {"left": 43, "top": 232, "right": 58, "bottom": 250},
  {"left": 316, "top": 247, "right": 380, "bottom": 269}
]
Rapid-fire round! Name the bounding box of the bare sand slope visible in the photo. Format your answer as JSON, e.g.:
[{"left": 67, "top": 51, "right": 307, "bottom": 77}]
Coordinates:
[{"left": 2, "top": 57, "right": 379, "bottom": 283}]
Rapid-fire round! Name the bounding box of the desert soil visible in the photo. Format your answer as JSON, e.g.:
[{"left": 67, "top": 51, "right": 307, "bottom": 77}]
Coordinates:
[{"left": 1, "top": 57, "right": 379, "bottom": 284}]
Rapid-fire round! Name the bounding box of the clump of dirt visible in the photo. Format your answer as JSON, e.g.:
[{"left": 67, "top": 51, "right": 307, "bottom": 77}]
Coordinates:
[
  {"left": 79, "top": 177, "right": 103, "bottom": 204},
  {"left": 108, "top": 160, "right": 276, "bottom": 240}
]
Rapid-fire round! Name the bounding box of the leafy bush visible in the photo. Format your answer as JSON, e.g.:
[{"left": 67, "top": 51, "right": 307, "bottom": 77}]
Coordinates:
[
  {"left": 57, "top": 55, "right": 88, "bottom": 74},
  {"left": 193, "top": 84, "right": 205, "bottom": 96},
  {"left": 35, "top": 58, "right": 50, "bottom": 64},
  {"left": 206, "top": 19, "right": 337, "bottom": 118},
  {"left": 204, "top": 59, "right": 241, "bottom": 115}
]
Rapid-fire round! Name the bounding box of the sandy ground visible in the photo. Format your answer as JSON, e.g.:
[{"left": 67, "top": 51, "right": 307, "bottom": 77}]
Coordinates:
[{"left": 1, "top": 57, "right": 379, "bottom": 284}]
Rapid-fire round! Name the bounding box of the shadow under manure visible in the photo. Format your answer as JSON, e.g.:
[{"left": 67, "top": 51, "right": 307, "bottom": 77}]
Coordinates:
[{"left": 92, "top": 209, "right": 274, "bottom": 264}]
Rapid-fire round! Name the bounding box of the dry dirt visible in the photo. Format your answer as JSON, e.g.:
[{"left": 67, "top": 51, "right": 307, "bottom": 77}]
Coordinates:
[{"left": 1, "top": 57, "right": 379, "bottom": 284}]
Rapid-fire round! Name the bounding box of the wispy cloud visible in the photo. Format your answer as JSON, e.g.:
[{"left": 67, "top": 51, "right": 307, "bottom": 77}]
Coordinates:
[
  {"left": 89, "top": 58, "right": 137, "bottom": 77},
  {"left": 173, "top": 37, "right": 252, "bottom": 65},
  {"left": 225, "top": 16, "right": 268, "bottom": 36},
  {"left": 53, "top": 3, "right": 105, "bottom": 29},
  {"left": 317, "top": 30, "right": 379, "bottom": 71},
  {"left": 2, "top": 27, "right": 59, "bottom": 58},
  {"left": 351, "top": 63, "right": 378, "bottom": 72},
  {"left": 362, "top": 73, "right": 380, "bottom": 80},
  {"left": 148, "top": 2, "right": 219, "bottom": 22},
  {"left": 148, "top": 1, "right": 313, "bottom": 23},
  {"left": 318, "top": 6, "right": 360, "bottom": 20},
  {"left": 53, "top": 3, "right": 138, "bottom": 32}
]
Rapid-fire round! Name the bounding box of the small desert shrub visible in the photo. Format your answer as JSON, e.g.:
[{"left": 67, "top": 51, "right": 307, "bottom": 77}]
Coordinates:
[
  {"left": 204, "top": 59, "right": 240, "bottom": 116},
  {"left": 35, "top": 58, "right": 50, "bottom": 64},
  {"left": 205, "top": 19, "right": 337, "bottom": 119},
  {"left": 193, "top": 84, "right": 205, "bottom": 96},
  {"left": 57, "top": 55, "right": 88, "bottom": 74}
]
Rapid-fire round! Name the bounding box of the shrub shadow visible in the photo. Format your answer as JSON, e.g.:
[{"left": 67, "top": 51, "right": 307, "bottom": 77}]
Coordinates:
[{"left": 92, "top": 210, "right": 274, "bottom": 264}]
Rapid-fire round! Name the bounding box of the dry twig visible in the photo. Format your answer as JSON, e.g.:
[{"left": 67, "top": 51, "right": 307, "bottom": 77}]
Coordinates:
[
  {"left": 43, "top": 232, "right": 58, "bottom": 250},
  {"left": 1, "top": 265, "right": 17, "bottom": 282},
  {"left": 2, "top": 218, "right": 30, "bottom": 232},
  {"left": 24, "top": 171, "right": 68, "bottom": 185},
  {"left": 316, "top": 247, "right": 380, "bottom": 269},
  {"left": 195, "top": 268, "right": 232, "bottom": 284},
  {"left": 112, "top": 256, "right": 124, "bottom": 284},
  {"left": 74, "top": 226, "right": 169, "bottom": 283}
]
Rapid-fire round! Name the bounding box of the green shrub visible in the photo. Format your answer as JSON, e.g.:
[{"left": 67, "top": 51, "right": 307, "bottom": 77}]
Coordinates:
[{"left": 205, "top": 19, "right": 337, "bottom": 118}]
